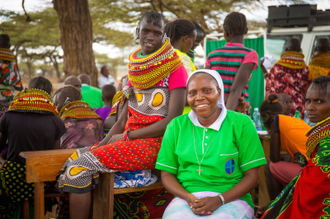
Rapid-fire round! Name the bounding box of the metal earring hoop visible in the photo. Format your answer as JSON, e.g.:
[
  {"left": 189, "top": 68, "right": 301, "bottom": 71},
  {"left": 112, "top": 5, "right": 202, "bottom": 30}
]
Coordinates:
[
  {"left": 161, "top": 33, "right": 167, "bottom": 44},
  {"left": 133, "top": 28, "right": 139, "bottom": 45}
]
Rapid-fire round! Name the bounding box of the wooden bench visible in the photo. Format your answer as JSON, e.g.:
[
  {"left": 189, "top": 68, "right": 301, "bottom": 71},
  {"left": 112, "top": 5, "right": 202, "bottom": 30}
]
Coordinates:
[{"left": 20, "top": 149, "right": 164, "bottom": 219}]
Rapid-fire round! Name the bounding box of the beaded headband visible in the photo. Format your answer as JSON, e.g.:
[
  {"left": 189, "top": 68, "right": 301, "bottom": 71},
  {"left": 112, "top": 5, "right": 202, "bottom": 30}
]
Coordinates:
[
  {"left": 127, "top": 38, "right": 182, "bottom": 89},
  {"left": 59, "top": 100, "right": 102, "bottom": 120},
  {"left": 9, "top": 88, "right": 58, "bottom": 116}
]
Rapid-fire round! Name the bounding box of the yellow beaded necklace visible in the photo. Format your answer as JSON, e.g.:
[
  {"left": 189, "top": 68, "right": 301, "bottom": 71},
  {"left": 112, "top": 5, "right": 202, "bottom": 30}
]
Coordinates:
[
  {"left": 59, "top": 100, "right": 102, "bottom": 120},
  {"left": 9, "top": 88, "right": 58, "bottom": 116},
  {"left": 127, "top": 38, "right": 182, "bottom": 89}
]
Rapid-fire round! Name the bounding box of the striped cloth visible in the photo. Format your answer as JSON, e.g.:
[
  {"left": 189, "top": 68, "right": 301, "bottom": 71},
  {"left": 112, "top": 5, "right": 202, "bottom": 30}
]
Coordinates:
[{"left": 205, "top": 43, "right": 258, "bottom": 103}]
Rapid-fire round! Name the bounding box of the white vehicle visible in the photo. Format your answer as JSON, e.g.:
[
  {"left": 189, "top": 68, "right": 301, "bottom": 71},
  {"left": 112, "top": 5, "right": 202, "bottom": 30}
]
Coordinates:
[{"left": 266, "top": 4, "right": 330, "bottom": 66}]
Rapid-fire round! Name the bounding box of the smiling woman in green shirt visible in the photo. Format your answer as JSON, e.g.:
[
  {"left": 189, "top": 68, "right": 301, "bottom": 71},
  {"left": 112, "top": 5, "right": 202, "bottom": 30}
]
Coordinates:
[{"left": 156, "top": 69, "right": 266, "bottom": 218}]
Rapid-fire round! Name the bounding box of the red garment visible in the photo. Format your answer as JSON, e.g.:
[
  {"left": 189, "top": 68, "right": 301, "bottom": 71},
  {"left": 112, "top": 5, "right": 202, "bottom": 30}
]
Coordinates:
[
  {"left": 265, "top": 64, "right": 309, "bottom": 118},
  {"left": 91, "top": 107, "right": 163, "bottom": 171}
]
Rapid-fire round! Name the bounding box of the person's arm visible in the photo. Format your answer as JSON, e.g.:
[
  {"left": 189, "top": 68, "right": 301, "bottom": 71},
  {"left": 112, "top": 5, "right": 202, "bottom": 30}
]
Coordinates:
[
  {"left": 53, "top": 139, "right": 61, "bottom": 150},
  {"left": 269, "top": 129, "right": 281, "bottom": 162},
  {"left": 260, "top": 59, "right": 269, "bottom": 79},
  {"left": 226, "top": 63, "right": 254, "bottom": 111},
  {"left": 98, "top": 100, "right": 129, "bottom": 147},
  {"left": 128, "top": 87, "right": 186, "bottom": 139},
  {"left": 192, "top": 167, "right": 260, "bottom": 215},
  {"left": 161, "top": 171, "right": 198, "bottom": 207}
]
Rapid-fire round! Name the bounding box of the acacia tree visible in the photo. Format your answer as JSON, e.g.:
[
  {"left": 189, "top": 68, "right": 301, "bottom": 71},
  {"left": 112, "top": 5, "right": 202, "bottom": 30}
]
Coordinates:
[{"left": 53, "top": 0, "right": 98, "bottom": 85}]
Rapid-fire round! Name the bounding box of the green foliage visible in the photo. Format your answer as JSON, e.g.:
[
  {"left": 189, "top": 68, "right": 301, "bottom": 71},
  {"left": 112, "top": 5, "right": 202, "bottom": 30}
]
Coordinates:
[{"left": 0, "top": 0, "right": 306, "bottom": 78}]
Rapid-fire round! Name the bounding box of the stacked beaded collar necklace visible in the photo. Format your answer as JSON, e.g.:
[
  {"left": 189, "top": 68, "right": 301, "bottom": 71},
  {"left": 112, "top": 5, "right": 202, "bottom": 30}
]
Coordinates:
[
  {"left": 127, "top": 38, "right": 182, "bottom": 89},
  {"left": 305, "top": 116, "right": 330, "bottom": 158},
  {"left": 0, "top": 48, "right": 15, "bottom": 62},
  {"left": 109, "top": 90, "right": 123, "bottom": 117},
  {"left": 59, "top": 100, "right": 102, "bottom": 120},
  {"left": 276, "top": 51, "right": 307, "bottom": 69},
  {"left": 9, "top": 88, "right": 58, "bottom": 116}
]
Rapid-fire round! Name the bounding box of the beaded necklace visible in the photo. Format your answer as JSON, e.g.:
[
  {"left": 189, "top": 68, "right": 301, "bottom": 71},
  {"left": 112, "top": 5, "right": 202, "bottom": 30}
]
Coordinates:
[
  {"left": 310, "top": 53, "right": 330, "bottom": 68},
  {"left": 305, "top": 116, "right": 330, "bottom": 158},
  {"left": 9, "top": 88, "right": 58, "bottom": 116},
  {"left": 276, "top": 51, "right": 307, "bottom": 69},
  {"left": 127, "top": 38, "right": 182, "bottom": 89},
  {"left": 0, "top": 48, "right": 15, "bottom": 62},
  {"left": 59, "top": 100, "right": 102, "bottom": 120},
  {"left": 109, "top": 90, "right": 124, "bottom": 117}
]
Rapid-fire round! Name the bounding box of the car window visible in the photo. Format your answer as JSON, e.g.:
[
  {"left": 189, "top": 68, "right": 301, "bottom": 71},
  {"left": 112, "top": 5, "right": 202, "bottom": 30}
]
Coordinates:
[
  {"left": 266, "top": 35, "right": 303, "bottom": 66},
  {"left": 310, "top": 35, "right": 330, "bottom": 59}
]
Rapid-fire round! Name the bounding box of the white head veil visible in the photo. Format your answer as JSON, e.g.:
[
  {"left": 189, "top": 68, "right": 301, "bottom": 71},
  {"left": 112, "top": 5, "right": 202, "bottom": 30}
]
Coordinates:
[{"left": 186, "top": 69, "right": 227, "bottom": 130}]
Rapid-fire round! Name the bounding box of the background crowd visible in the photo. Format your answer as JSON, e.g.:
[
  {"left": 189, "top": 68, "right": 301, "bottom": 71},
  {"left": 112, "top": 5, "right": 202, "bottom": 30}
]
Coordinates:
[{"left": 0, "top": 8, "right": 330, "bottom": 219}]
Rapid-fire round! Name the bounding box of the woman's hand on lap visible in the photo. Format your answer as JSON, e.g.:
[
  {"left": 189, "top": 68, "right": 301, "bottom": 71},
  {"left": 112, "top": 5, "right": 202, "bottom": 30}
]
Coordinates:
[
  {"left": 191, "top": 196, "right": 222, "bottom": 216},
  {"left": 185, "top": 193, "right": 198, "bottom": 209},
  {"left": 107, "top": 134, "right": 124, "bottom": 144}
]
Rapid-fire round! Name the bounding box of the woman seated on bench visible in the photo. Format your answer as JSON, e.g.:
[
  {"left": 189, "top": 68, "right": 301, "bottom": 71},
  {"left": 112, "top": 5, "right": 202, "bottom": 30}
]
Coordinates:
[
  {"left": 155, "top": 69, "right": 266, "bottom": 218},
  {"left": 53, "top": 85, "right": 103, "bottom": 149},
  {"left": 260, "top": 76, "right": 330, "bottom": 219},
  {"left": 259, "top": 93, "right": 309, "bottom": 200},
  {"left": 55, "top": 11, "right": 187, "bottom": 219},
  {"left": 0, "top": 76, "right": 66, "bottom": 219}
]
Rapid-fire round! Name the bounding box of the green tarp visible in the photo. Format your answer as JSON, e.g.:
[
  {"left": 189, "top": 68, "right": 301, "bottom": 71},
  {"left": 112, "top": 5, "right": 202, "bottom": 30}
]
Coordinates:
[{"left": 206, "top": 36, "right": 265, "bottom": 115}]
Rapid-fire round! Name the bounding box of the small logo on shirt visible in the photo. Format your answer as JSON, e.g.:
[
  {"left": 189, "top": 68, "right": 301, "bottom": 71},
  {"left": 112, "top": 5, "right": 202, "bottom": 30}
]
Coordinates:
[{"left": 225, "top": 158, "right": 235, "bottom": 175}]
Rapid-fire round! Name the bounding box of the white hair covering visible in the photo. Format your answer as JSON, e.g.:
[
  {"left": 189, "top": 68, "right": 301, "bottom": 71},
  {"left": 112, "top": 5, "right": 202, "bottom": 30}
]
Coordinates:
[{"left": 187, "top": 69, "right": 227, "bottom": 130}]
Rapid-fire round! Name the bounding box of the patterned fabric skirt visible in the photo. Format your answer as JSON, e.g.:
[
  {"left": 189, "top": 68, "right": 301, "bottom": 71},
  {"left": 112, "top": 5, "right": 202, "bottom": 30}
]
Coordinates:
[
  {"left": 114, "top": 189, "right": 174, "bottom": 219},
  {"left": 0, "top": 161, "right": 35, "bottom": 219},
  {"left": 163, "top": 192, "right": 253, "bottom": 219},
  {"left": 56, "top": 108, "right": 164, "bottom": 194}
]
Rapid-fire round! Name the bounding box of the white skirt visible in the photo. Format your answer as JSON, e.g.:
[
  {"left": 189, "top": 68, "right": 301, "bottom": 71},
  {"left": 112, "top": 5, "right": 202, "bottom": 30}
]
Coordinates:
[{"left": 163, "top": 191, "right": 254, "bottom": 219}]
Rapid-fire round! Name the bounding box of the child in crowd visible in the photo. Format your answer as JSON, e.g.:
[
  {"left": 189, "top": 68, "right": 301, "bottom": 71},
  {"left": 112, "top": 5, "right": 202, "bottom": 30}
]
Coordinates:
[
  {"left": 277, "top": 93, "right": 292, "bottom": 116},
  {"left": 205, "top": 12, "right": 258, "bottom": 112},
  {"left": 165, "top": 18, "right": 197, "bottom": 75},
  {"left": 95, "top": 84, "right": 116, "bottom": 123},
  {"left": 259, "top": 93, "right": 309, "bottom": 200},
  {"left": 259, "top": 76, "right": 330, "bottom": 219},
  {"left": 156, "top": 70, "right": 266, "bottom": 218},
  {"left": 0, "top": 76, "right": 66, "bottom": 219},
  {"left": 187, "top": 21, "right": 206, "bottom": 64}
]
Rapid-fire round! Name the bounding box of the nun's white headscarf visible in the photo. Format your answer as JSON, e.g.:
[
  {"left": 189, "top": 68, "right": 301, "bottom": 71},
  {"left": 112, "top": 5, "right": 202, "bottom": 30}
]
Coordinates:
[{"left": 186, "top": 69, "right": 227, "bottom": 130}]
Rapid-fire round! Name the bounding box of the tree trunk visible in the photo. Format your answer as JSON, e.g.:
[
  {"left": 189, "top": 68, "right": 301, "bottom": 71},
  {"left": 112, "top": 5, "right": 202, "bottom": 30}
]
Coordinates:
[
  {"left": 53, "top": 0, "right": 98, "bottom": 86},
  {"left": 50, "top": 56, "right": 63, "bottom": 83},
  {"left": 26, "top": 62, "right": 33, "bottom": 79}
]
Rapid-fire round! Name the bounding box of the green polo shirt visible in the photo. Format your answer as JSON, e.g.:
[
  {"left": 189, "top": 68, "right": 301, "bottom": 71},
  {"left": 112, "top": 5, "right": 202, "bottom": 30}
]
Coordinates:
[
  {"left": 156, "top": 110, "right": 266, "bottom": 209},
  {"left": 80, "top": 84, "right": 104, "bottom": 108}
]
